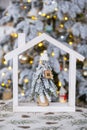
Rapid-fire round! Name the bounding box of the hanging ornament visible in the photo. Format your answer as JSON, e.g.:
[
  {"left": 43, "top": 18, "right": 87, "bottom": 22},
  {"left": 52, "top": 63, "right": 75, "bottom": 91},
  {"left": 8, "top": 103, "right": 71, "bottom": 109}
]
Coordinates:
[
  {"left": 19, "top": 53, "right": 33, "bottom": 64},
  {"left": 59, "top": 86, "right": 67, "bottom": 103},
  {"left": 45, "top": 24, "right": 53, "bottom": 33},
  {"left": 19, "top": 53, "right": 29, "bottom": 64},
  {"left": 82, "top": 59, "right": 87, "bottom": 77},
  {"left": 45, "top": 19, "right": 53, "bottom": 33}
]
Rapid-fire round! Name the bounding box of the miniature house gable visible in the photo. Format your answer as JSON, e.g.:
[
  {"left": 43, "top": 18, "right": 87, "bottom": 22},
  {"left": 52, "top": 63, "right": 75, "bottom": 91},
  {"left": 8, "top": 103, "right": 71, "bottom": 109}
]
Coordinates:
[
  {"left": 5, "top": 33, "right": 84, "bottom": 61},
  {"left": 5, "top": 33, "right": 85, "bottom": 112}
]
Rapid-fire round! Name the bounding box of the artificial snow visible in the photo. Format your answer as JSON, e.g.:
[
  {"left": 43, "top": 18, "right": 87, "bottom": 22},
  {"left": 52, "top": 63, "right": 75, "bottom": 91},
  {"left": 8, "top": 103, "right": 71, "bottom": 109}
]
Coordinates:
[{"left": 0, "top": 100, "right": 87, "bottom": 130}]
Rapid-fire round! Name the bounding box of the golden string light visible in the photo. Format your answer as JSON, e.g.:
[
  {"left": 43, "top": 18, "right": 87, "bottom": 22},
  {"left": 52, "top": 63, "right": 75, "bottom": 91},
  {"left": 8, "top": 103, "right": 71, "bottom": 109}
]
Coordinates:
[
  {"left": 29, "top": 60, "right": 33, "bottom": 64},
  {"left": 63, "top": 56, "right": 67, "bottom": 61},
  {"left": 2, "top": 72, "right": 5, "bottom": 77},
  {"left": 40, "top": 52, "right": 43, "bottom": 56},
  {"left": 1, "top": 82, "right": 5, "bottom": 87},
  {"left": 38, "top": 42, "right": 43, "bottom": 47},
  {"left": 8, "top": 79, "right": 11, "bottom": 84},
  {"left": 54, "top": 8, "right": 58, "bottom": 11},
  {"left": 31, "top": 16, "right": 37, "bottom": 20},
  {"left": 51, "top": 52, "right": 55, "bottom": 57},
  {"left": 11, "top": 33, "right": 18, "bottom": 38},
  {"left": 38, "top": 12, "right": 42, "bottom": 15},
  {"left": 5, "top": 12, "right": 9, "bottom": 16},
  {"left": 38, "top": 32, "right": 42, "bottom": 36},
  {"left": 6, "top": 84, "right": 9, "bottom": 88},
  {"left": 46, "top": 15, "right": 50, "bottom": 19},
  {"left": 69, "top": 41, "right": 73, "bottom": 45},
  {"left": 58, "top": 81, "right": 62, "bottom": 87},
  {"left": 59, "top": 23, "right": 64, "bottom": 28},
  {"left": 21, "top": 90, "right": 25, "bottom": 96},
  {"left": 8, "top": 66, "right": 12, "bottom": 70},
  {"left": 64, "top": 67, "right": 68, "bottom": 71},
  {"left": 41, "top": 13, "right": 46, "bottom": 17},
  {"left": 64, "top": 16, "right": 68, "bottom": 21},
  {"left": 57, "top": 91, "right": 60, "bottom": 94},
  {"left": 27, "top": 0, "right": 31, "bottom": 3},
  {"left": 3, "top": 59, "right": 7, "bottom": 65},
  {"left": 53, "top": 15, "right": 57, "bottom": 19},
  {"left": 24, "top": 6, "right": 27, "bottom": 9},
  {"left": 24, "top": 78, "right": 29, "bottom": 83},
  {"left": 39, "top": 60, "right": 42, "bottom": 64},
  {"left": 69, "top": 34, "right": 73, "bottom": 38}
]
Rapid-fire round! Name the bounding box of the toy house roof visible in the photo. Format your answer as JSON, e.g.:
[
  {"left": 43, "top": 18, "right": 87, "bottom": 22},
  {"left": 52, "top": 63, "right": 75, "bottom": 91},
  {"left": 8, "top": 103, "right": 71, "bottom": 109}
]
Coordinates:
[{"left": 5, "top": 33, "right": 85, "bottom": 61}]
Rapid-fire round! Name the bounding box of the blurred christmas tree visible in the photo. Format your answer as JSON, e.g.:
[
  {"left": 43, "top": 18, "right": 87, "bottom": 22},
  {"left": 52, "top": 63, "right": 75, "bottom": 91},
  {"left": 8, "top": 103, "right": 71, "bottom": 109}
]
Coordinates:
[{"left": 0, "top": 0, "right": 87, "bottom": 105}]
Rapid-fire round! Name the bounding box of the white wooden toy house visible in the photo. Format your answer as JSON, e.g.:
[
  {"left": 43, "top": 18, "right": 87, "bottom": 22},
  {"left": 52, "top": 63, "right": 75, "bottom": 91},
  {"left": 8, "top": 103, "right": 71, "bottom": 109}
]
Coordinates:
[{"left": 5, "top": 33, "right": 85, "bottom": 112}]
